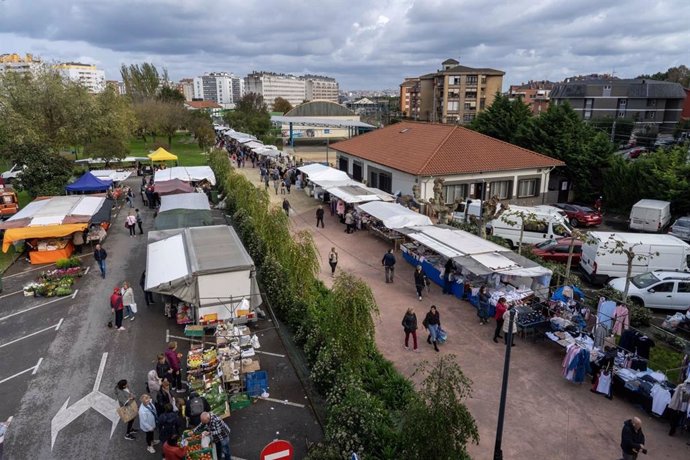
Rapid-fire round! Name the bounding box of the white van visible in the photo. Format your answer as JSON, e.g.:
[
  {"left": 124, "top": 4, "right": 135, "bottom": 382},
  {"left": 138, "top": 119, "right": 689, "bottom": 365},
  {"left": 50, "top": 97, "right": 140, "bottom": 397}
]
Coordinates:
[
  {"left": 580, "top": 231, "right": 690, "bottom": 285},
  {"left": 451, "top": 199, "right": 482, "bottom": 223},
  {"left": 629, "top": 199, "right": 671, "bottom": 232},
  {"left": 488, "top": 205, "right": 572, "bottom": 247}
]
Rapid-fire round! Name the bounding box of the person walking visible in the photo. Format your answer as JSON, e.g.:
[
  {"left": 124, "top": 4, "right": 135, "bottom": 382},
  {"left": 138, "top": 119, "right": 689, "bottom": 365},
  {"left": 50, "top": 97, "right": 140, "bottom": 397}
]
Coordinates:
[
  {"left": 493, "top": 297, "right": 508, "bottom": 343},
  {"left": 477, "top": 285, "right": 490, "bottom": 325},
  {"left": 316, "top": 206, "right": 325, "bottom": 228},
  {"left": 284, "top": 177, "right": 291, "bottom": 194},
  {"left": 620, "top": 417, "right": 646, "bottom": 459},
  {"left": 282, "top": 198, "right": 290, "bottom": 216},
  {"left": 158, "top": 403, "right": 180, "bottom": 446},
  {"left": 156, "top": 379, "right": 177, "bottom": 413},
  {"left": 156, "top": 353, "right": 173, "bottom": 383},
  {"left": 413, "top": 265, "right": 428, "bottom": 301},
  {"left": 138, "top": 394, "right": 160, "bottom": 454},
  {"left": 186, "top": 392, "right": 211, "bottom": 427},
  {"left": 94, "top": 243, "right": 107, "bottom": 278},
  {"left": 442, "top": 258, "right": 454, "bottom": 295},
  {"left": 135, "top": 208, "right": 144, "bottom": 235},
  {"left": 146, "top": 369, "right": 161, "bottom": 395},
  {"left": 196, "top": 412, "right": 231, "bottom": 460},
  {"left": 402, "top": 308, "right": 419, "bottom": 351},
  {"left": 502, "top": 304, "right": 518, "bottom": 346},
  {"left": 121, "top": 281, "right": 136, "bottom": 321},
  {"left": 111, "top": 287, "right": 125, "bottom": 331},
  {"left": 165, "top": 342, "right": 183, "bottom": 390},
  {"left": 344, "top": 210, "right": 354, "bottom": 233},
  {"left": 328, "top": 247, "right": 338, "bottom": 277},
  {"left": 423, "top": 305, "right": 441, "bottom": 352},
  {"left": 382, "top": 249, "right": 396, "bottom": 283},
  {"left": 140, "top": 270, "right": 154, "bottom": 305},
  {"left": 264, "top": 175, "right": 269, "bottom": 191},
  {"left": 273, "top": 178, "right": 279, "bottom": 195},
  {"left": 115, "top": 379, "right": 138, "bottom": 441},
  {"left": 126, "top": 212, "right": 137, "bottom": 237},
  {"left": 126, "top": 188, "right": 134, "bottom": 208}
]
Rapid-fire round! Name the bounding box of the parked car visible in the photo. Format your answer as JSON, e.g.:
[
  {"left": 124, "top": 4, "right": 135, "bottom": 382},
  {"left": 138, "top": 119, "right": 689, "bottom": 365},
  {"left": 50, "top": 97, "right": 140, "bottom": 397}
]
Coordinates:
[
  {"left": 669, "top": 216, "right": 690, "bottom": 242},
  {"left": 608, "top": 270, "right": 690, "bottom": 310},
  {"left": 531, "top": 238, "right": 583, "bottom": 264},
  {"left": 0, "top": 164, "right": 25, "bottom": 183},
  {"left": 552, "top": 203, "right": 602, "bottom": 227}
]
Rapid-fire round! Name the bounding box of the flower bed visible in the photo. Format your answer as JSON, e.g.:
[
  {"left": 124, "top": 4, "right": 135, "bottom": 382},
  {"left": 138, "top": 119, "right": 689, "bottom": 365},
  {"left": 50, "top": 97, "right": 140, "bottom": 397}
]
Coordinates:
[{"left": 23, "top": 258, "right": 84, "bottom": 297}]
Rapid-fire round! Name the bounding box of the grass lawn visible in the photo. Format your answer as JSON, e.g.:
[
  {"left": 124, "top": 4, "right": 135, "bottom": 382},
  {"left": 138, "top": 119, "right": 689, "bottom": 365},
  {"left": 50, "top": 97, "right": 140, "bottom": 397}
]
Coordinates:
[
  {"left": 0, "top": 246, "right": 18, "bottom": 275},
  {"left": 129, "top": 132, "right": 208, "bottom": 166}
]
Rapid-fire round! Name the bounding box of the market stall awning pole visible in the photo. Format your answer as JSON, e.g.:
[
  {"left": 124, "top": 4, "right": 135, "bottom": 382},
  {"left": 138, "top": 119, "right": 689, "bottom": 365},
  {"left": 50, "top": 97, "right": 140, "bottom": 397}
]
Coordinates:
[{"left": 493, "top": 309, "right": 515, "bottom": 460}]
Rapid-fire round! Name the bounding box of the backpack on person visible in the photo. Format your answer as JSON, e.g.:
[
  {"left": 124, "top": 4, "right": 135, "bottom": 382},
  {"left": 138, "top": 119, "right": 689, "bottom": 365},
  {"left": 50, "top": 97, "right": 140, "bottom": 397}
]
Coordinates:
[{"left": 189, "top": 396, "right": 204, "bottom": 416}]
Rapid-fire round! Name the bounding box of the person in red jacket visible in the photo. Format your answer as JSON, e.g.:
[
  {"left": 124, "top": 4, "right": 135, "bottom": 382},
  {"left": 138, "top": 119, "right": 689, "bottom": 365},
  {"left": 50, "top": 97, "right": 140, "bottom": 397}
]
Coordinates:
[
  {"left": 110, "top": 287, "right": 125, "bottom": 331},
  {"left": 493, "top": 297, "right": 508, "bottom": 343},
  {"left": 162, "top": 433, "right": 185, "bottom": 460},
  {"left": 165, "top": 341, "right": 182, "bottom": 390}
]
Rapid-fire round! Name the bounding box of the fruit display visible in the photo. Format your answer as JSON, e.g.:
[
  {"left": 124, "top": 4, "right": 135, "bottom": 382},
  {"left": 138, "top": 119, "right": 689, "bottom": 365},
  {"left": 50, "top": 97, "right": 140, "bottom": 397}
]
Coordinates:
[
  {"left": 188, "top": 351, "right": 203, "bottom": 369},
  {"left": 188, "top": 448, "right": 214, "bottom": 460}
]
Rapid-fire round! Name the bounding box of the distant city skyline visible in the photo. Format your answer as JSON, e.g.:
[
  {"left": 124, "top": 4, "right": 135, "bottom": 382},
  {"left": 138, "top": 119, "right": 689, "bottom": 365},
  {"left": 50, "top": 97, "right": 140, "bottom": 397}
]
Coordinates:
[{"left": 1, "top": 0, "right": 689, "bottom": 91}]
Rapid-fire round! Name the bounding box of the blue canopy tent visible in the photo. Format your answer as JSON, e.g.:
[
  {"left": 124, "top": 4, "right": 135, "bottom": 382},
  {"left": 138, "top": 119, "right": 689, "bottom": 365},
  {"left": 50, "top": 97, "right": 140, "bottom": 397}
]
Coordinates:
[{"left": 65, "top": 172, "right": 113, "bottom": 194}]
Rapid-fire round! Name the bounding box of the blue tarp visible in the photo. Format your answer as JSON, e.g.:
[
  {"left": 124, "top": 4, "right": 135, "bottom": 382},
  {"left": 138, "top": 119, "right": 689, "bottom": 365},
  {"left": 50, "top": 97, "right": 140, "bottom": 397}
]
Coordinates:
[
  {"left": 65, "top": 172, "right": 113, "bottom": 193},
  {"left": 551, "top": 285, "right": 585, "bottom": 302}
]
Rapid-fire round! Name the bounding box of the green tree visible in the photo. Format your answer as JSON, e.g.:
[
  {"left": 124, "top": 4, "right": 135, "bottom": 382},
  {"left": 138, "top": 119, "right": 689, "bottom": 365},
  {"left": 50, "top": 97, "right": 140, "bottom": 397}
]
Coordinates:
[
  {"left": 637, "top": 65, "right": 690, "bottom": 87},
  {"left": 186, "top": 110, "right": 215, "bottom": 151},
  {"left": 157, "top": 102, "right": 188, "bottom": 147},
  {"left": 470, "top": 93, "right": 532, "bottom": 143},
  {"left": 223, "top": 93, "right": 271, "bottom": 136},
  {"left": 120, "top": 63, "right": 166, "bottom": 102},
  {"left": 158, "top": 85, "right": 185, "bottom": 105},
  {"left": 272, "top": 96, "right": 293, "bottom": 113},
  {"left": 132, "top": 100, "right": 163, "bottom": 143},
  {"left": 15, "top": 143, "right": 73, "bottom": 197},
  {"left": 81, "top": 87, "right": 134, "bottom": 162},
  {"left": 400, "top": 355, "right": 479, "bottom": 460},
  {"left": 516, "top": 102, "right": 614, "bottom": 200}
]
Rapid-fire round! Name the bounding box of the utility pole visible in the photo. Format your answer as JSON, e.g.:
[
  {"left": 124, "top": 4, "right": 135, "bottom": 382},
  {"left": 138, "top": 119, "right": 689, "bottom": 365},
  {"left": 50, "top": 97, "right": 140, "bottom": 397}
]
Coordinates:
[{"left": 493, "top": 309, "right": 515, "bottom": 460}]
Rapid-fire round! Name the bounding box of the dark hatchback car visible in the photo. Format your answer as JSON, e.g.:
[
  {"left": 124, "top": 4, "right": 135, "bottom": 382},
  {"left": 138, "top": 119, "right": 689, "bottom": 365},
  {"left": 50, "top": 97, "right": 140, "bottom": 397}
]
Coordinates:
[
  {"left": 531, "top": 238, "right": 583, "bottom": 264},
  {"left": 553, "top": 203, "right": 602, "bottom": 227}
]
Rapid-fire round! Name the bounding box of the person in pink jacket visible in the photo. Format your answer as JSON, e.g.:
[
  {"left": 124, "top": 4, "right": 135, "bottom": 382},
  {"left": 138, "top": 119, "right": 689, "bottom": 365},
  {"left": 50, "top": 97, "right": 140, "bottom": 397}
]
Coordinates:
[{"left": 164, "top": 341, "right": 182, "bottom": 390}]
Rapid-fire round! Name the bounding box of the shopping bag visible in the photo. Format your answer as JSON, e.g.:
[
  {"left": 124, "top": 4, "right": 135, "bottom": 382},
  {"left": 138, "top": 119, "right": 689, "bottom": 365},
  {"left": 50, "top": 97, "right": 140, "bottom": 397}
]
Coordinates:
[
  {"left": 130, "top": 302, "right": 138, "bottom": 314},
  {"left": 437, "top": 328, "right": 448, "bottom": 344},
  {"left": 116, "top": 400, "right": 138, "bottom": 423}
]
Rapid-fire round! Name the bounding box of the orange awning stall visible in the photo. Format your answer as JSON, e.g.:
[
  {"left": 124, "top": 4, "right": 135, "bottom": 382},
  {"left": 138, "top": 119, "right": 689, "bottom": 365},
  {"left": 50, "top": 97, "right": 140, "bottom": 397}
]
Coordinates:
[
  {"left": 29, "top": 241, "right": 74, "bottom": 264},
  {"left": 2, "top": 223, "right": 88, "bottom": 252}
]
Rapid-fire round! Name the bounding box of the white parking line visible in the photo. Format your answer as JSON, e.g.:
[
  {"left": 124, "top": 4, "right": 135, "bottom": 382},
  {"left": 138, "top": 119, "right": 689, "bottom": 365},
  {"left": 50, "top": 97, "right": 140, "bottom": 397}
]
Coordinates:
[
  {"left": 0, "top": 289, "right": 23, "bottom": 300},
  {"left": 0, "top": 296, "right": 71, "bottom": 322},
  {"left": 0, "top": 357, "right": 43, "bottom": 384},
  {"left": 0, "top": 319, "right": 64, "bottom": 348},
  {"left": 255, "top": 350, "right": 286, "bottom": 358},
  {"left": 257, "top": 396, "right": 305, "bottom": 408}
]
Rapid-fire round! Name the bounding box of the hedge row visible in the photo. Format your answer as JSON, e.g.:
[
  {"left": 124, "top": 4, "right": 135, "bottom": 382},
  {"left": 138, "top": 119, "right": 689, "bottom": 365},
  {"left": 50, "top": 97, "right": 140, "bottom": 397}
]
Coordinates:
[{"left": 209, "top": 150, "right": 477, "bottom": 459}]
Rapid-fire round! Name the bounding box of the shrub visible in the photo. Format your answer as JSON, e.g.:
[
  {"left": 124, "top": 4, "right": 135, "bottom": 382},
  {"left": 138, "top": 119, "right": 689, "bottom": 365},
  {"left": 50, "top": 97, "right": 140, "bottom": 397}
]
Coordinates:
[{"left": 55, "top": 258, "right": 70, "bottom": 269}]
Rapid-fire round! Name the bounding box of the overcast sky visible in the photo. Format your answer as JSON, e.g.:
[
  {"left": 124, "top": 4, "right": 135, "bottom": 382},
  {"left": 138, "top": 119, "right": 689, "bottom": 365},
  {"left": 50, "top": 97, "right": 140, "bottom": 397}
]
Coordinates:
[{"left": 1, "top": 0, "right": 688, "bottom": 91}]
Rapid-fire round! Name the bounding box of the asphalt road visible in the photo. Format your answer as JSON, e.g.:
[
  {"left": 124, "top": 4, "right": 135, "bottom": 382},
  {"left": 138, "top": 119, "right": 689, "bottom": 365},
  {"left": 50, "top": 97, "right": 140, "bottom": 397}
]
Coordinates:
[{"left": 2, "top": 177, "right": 322, "bottom": 459}]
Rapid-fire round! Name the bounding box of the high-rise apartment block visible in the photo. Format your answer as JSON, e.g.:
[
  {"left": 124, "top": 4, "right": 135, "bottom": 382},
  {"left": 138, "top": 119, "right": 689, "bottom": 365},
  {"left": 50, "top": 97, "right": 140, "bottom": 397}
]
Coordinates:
[
  {"left": 244, "top": 72, "right": 339, "bottom": 110},
  {"left": 54, "top": 62, "right": 106, "bottom": 93},
  {"left": 193, "top": 72, "right": 235, "bottom": 109},
  {"left": 400, "top": 58, "right": 504, "bottom": 124},
  {"left": 231, "top": 76, "right": 245, "bottom": 103},
  {"left": 178, "top": 78, "right": 194, "bottom": 101},
  {"left": 0, "top": 53, "right": 45, "bottom": 76}
]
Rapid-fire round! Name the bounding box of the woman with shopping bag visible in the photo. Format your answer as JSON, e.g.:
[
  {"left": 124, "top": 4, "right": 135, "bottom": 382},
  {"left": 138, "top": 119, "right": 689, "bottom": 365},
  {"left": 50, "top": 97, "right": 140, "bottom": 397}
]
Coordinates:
[{"left": 115, "top": 379, "right": 139, "bottom": 441}]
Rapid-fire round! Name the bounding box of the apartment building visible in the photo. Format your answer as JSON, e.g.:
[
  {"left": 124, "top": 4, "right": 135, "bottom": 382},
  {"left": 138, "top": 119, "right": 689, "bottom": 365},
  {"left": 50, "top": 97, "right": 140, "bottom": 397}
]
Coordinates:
[
  {"left": 177, "top": 78, "right": 194, "bottom": 101},
  {"left": 399, "top": 58, "right": 504, "bottom": 124},
  {"left": 193, "top": 72, "right": 234, "bottom": 109},
  {"left": 508, "top": 81, "right": 555, "bottom": 115},
  {"left": 550, "top": 78, "right": 687, "bottom": 131},
  {"left": 54, "top": 62, "right": 106, "bottom": 93},
  {"left": 304, "top": 75, "right": 339, "bottom": 103},
  {"left": 106, "top": 80, "right": 126, "bottom": 95},
  {"left": 0, "top": 53, "right": 45, "bottom": 76},
  {"left": 231, "top": 76, "right": 245, "bottom": 103}
]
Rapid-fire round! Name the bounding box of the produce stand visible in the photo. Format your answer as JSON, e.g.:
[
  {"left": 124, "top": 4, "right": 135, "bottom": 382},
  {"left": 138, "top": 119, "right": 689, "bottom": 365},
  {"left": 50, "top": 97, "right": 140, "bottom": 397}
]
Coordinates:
[
  {"left": 180, "top": 431, "right": 217, "bottom": 460},
  {"left": 29, "top": 240, "right": 74, "bottom": 264}
]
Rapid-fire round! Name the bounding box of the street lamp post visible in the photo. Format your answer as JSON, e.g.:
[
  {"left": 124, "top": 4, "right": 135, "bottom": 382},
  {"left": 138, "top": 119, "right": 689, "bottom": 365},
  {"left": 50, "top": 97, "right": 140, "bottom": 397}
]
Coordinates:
[{"left": 493, "top": 308, "right": 515, "bottom": 460}]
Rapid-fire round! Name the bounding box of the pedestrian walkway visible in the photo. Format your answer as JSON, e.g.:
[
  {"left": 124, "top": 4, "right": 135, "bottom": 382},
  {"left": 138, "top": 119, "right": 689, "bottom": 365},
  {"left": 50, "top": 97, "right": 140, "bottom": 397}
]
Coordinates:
[{"left": 235, "top": 165, "right": 689, "bottom": 459}]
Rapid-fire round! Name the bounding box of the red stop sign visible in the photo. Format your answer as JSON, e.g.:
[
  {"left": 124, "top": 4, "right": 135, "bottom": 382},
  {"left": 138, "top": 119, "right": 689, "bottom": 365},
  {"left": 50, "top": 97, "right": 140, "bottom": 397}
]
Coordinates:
[{"left": 260, "top": 439, "right": 294, "bottom": 460}]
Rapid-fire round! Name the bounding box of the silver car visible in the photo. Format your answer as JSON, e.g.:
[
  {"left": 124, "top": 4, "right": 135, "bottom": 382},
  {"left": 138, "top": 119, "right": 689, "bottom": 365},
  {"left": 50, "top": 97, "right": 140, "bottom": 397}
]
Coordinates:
[{"left": 670, "top": 216, "right": 690, "bottom": 242}]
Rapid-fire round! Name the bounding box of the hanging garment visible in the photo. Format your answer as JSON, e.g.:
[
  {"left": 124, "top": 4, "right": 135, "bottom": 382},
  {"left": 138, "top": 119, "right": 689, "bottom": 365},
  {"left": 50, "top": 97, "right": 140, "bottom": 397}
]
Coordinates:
[
  {"left": 562, "top": 344, "right": 581, "bottom": 381},
  {"left": 650, "top": 384, "right": 672, "bottom": 416},
  {"left": 597, "top": 300, "right": 616, "bottom": 330},
  {"left": 593, "top": 323, "right": 608, "bottom": 348},
  {"left": 612, "top": 305, "right": 630, "bottom": 336},
  {"left": 619, "top": 330, "right": 638, "bottom": 353},
  {"left": 595, "top": 370, "right": 612, "bottom": 396},
  {"left": 565, "top": 347, "right": 591, "bottom": 383}
]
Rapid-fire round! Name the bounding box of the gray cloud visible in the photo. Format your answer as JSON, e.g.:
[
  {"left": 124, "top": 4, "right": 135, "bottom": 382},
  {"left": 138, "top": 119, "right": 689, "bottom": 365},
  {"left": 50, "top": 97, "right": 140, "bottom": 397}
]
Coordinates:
[{"left": 1, "top": 0, "right": 688, "bottom": 89}]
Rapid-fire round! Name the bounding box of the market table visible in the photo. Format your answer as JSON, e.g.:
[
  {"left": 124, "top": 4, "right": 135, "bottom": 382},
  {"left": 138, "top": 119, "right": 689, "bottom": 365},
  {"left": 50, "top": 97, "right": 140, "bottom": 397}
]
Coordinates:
[{"left": 29, "top": 241, "right": 74, "bottom": 264}]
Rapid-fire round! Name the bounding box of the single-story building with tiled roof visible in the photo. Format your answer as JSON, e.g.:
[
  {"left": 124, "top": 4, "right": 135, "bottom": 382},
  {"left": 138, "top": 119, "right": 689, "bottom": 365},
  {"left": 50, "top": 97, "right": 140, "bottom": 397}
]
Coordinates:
[
  {"left": 330, "top": 121, "right": 567, "bottom": 206},
  {"left": 184, "top": 100, "right": 223, "bottom": 117}
]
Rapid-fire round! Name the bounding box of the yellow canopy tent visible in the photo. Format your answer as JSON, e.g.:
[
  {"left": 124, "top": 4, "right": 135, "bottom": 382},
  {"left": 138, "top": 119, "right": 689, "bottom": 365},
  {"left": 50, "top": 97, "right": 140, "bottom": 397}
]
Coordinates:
[
  {"left": 148, "top": 147, "right": 178, "bottom": 162},
  {"left": 2, "top": 223, "right": 88, "bottom": 252}
]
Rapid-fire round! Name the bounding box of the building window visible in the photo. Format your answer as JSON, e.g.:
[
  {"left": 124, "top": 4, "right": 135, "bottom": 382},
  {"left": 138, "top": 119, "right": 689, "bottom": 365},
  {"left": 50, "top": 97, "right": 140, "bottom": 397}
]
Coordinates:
[
  {"left": 480, "top": 99, "right": 486, "bottom": 110},
  {"left": 444, "top": 184, "right": 468, "bottom": 205},
  {"left": 465, "top": 91, "right": 477, "bottom": 99},
  {"left": 646, "top": 99, "right": 656, "bottom": 107},
  {"left": 584, "top": 98, "right": 594, "bottom": 120},
  {"left": 466, "top": 75, "right": 478, "bottom": 85},
  {"left": 447, "top": 90, "right": 459, "bottom": 99},
  {"left": 462, "top": 113, "right": 475, "bottom": 122},
  {"left": 480, "top": 75, "right": 487, "bottom": 84},
  {"left": 447, "top": 101, "right": 459, "bottom": 111},
  {"left": 490, "top": 180, "right": 512, "bottom": 199},
  {"left": 645, "top": 111, "right": 656, "bottom": 119},
  {"left": 602, "top": 85, "right": 611, "bottom": 97},
  {"left": 352, "top": 161, "right": 362, "bottom": 181},
  {"left": 450, "top": 76, "right": 461, "bottom": 85},
  {"left": 464, "top": 102, "right": 471, "bottom": 111},
  {"left": 517, "top": 178, "right": 540, "bottom": 197}
]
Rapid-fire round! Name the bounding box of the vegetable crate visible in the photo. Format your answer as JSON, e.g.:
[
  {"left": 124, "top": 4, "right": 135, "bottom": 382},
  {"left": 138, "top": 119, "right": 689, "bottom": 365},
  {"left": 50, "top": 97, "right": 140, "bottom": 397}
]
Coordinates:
[{"left": 229, "top": 393, "right": 251, "bottom": 411}]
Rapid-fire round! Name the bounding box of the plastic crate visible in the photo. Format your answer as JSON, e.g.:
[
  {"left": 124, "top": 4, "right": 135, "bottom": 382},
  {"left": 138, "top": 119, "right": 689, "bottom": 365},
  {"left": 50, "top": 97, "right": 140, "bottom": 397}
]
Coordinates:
[
  {"left": 229, "top": 393, "right": 251, "bottom": 411},
  {"left": 245, "top": 370, "right": 268, "bottom": 397}
]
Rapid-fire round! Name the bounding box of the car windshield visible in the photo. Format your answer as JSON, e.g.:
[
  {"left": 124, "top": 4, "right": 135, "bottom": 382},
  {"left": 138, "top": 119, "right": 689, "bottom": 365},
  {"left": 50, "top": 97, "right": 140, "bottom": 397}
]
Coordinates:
[
  {"left": 576, "top": 206, "right": 595, "bottom": 213},
  {"left": 631, "top": 272, "right": 661, "bottom": 289},
  {"left": 674, "top": 218, "right": 690, "bottom": 228},
  {"left": 535, "top": 240, "right": 557, "bottom": 250}
]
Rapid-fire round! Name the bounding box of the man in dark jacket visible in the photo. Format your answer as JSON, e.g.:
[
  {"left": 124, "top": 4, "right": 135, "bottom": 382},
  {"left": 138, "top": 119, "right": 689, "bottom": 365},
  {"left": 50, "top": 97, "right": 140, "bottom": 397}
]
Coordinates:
[
  {"left": 186, "top": 392, "right": 211, "bottom": 426},
  {"left": 382, "top": 249, "right": 396, "bottom": 283},
  {"left": 94, "top": 244, "right": 107, "bottom": 278},
  {"left": 140, "top": 270, "right": 154, "bottom": 305},
  {"left": 620, "top": 417, "right": 646, "bottom": 459},
  {"left": 315, "top": 205, "right": 325, "bottom": 228}
]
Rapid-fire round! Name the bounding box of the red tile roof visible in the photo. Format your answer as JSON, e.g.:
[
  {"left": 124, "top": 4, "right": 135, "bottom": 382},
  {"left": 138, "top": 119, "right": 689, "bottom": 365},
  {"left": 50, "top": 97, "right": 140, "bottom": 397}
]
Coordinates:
[
  {"left": 185, "top": 100, "right": 221, "bottom": 109},
  {"left": 331, "top": 121, "right": 564, "bottom": 176}
]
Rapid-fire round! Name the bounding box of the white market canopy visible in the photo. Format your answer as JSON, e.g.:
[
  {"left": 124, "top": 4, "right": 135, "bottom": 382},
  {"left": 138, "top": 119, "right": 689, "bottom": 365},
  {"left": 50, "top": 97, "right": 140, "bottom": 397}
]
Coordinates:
[
  {"left": 357, "top": 201, "right": 433, "bottom": 229},
  {"left": 297, "top": 163, "right": 329, "bottom": 176},
  {"left": 254, "top": 147, "right": 283, "bottom": 158},
  {"left": 298, "top": 164, "right": 352, "bottom": 188},
  {"left": 327, "top": 184, "right": 396, "bottom": 204},
  {"left": 0, "top": 196, "right": 105, "bottom": 228},
  {"left": 244, "top": 141, "right": 265, "bottom": 150},
  {"left": 90, "top": 169, "right": 132, "bottom": 183},
  {"left": 154, "top": 166, "right": 216, "bottom": 186},
  {"left": 159, "top": 192, "right": 211, "bottom": 213},
  {"left": 225, "top": 130, "right": 256, "bottom": 141},
  {"left": 74, "top": 156, "right": 149, "bottom": 164}
]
